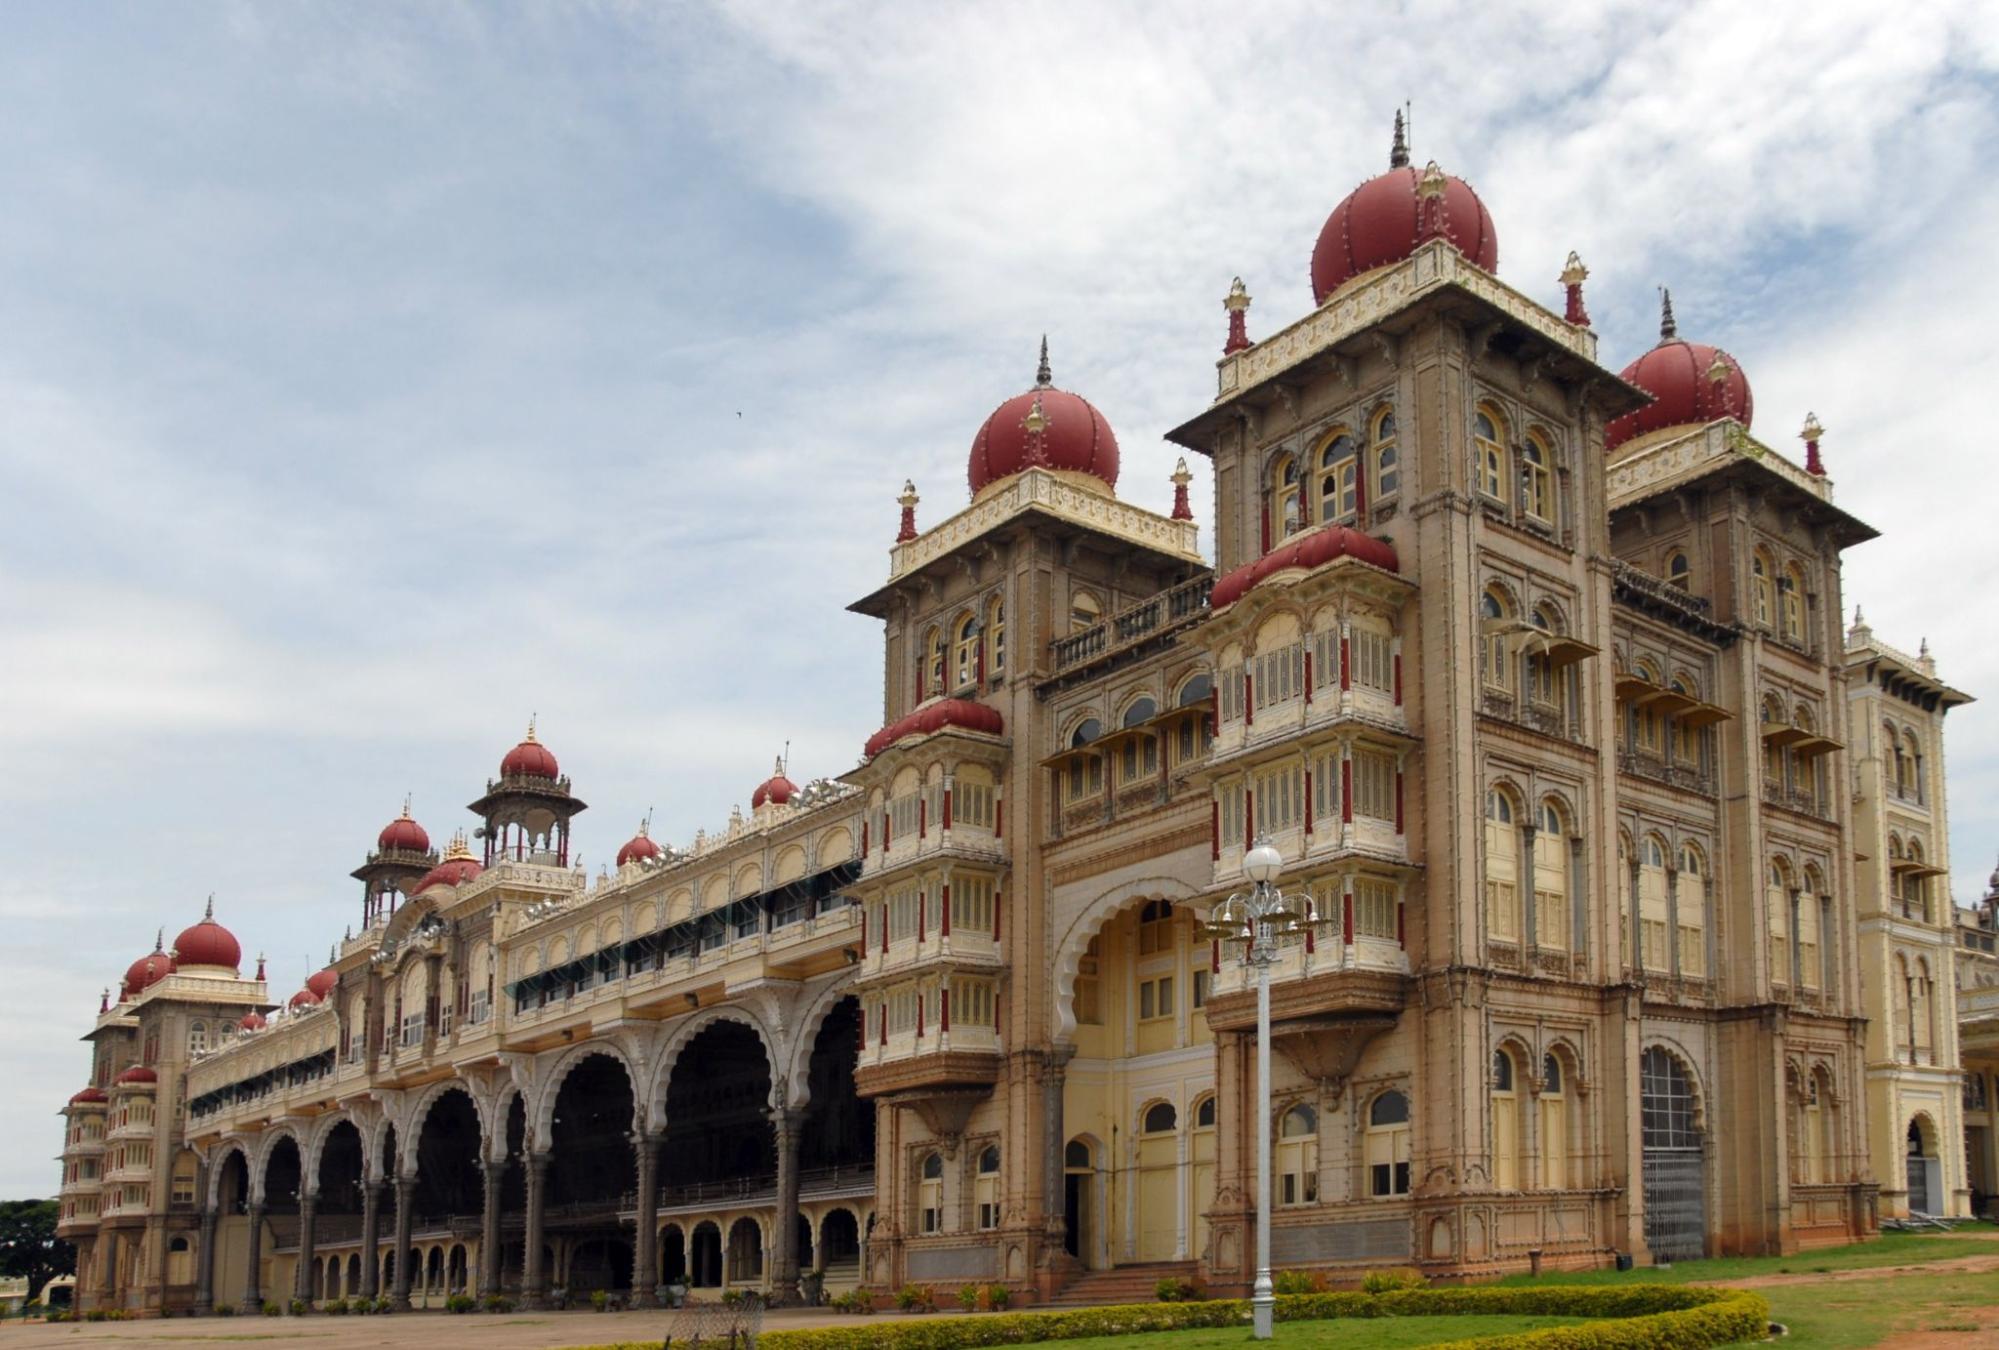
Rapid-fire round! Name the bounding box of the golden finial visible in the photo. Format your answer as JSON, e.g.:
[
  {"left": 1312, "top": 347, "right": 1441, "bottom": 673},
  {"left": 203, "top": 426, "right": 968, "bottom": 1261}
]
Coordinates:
[
  {"left": 1799, "top": 412, "right": 1825, "bottom": 443},
  {"left": 1417, "top": 161, "right": 1448, "bottom": 199},
  {"left": 898, "top": 480, "right": 919, "bottom": 510},
  {"left": 1705, "top": 352, "right": 1733, "bottom": 385},
  {"left": 1559, "top": 251, "right": 1588, "bottom": 287},
  {"left": 1225, "top": 277, "right": 1251, "bottom": 313},
  {"left": 1172, "top": 457, "right": 1192, "bottom": 489},
  {"left": 525, "top": 713, "right": 538, "bottom": 743},
  {"left": 1022, "top": 391, "right": 1050, "bottom": 436},
  {"left": 399, "top": 793, "right": 413, "bottom": 820}
]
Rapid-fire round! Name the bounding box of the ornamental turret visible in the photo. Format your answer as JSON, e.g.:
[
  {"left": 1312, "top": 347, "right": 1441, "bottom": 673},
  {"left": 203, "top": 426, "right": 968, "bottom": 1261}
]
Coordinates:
[
  {"left": 351, "top": 798, "right": 439, "bottom": 927},
  {"left": 469, "top": 718, "right": 587, "bottom": 866}
]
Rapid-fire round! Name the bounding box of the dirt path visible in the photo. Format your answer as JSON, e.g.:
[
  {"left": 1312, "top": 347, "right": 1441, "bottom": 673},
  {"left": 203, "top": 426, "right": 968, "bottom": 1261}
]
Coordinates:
[{"left": 1716, "top": 1249, "right": 1999, "bottom": 1289}]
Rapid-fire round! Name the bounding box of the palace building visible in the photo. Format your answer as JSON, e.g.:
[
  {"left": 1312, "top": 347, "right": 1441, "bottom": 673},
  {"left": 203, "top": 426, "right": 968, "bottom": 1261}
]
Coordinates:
[{"left": 56, "top": 118, "right": 1984, "bottom": 1316}]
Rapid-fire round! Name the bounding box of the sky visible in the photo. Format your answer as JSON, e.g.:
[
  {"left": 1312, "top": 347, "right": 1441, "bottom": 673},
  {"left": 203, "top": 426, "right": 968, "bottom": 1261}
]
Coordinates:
[{"left": 2, "top": 1, "right": 1997, "bottom": 1197}]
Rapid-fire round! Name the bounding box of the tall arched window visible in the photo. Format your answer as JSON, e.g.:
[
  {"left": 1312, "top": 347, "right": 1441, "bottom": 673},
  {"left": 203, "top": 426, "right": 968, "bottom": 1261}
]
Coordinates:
[
  {"left": 1762, "top": 696, "right": 1789, "bottom": 788},
  {"left": 1678, "top": 844, "right": 1707, "bottom": 977},
  {"left": 1903, "top": 730, "right": 1924, "bottom": 802},
  {"left": 1779, "top": 564, "right": 1806, "bottom": 642},
  {"left": 188, "top": 1021, "right": 207, "bottom": 1055},
  {"left": 1271, "top": 453, "right": 1302, "bottom": 538},
  {"left": 1752, "top": 549, "right": 1776, "bottom": 627},
  {"left": 924, "top": 627, "right": 944, "bottom": 699},
  {"left": 1522, "top": 432, "right": 1553, "bottom": 523},
  {"left": 976, "top": 1145, "right": 1001, "bottom": 1230},
  {"left": 1492, "top": 1048, "right": 1523, "bottom": 1190},
  {"left": 1904, "top": 841, "right": 1931, "bottom": 922},
  {"left": 1893, "top": 953, "right": 1913, "bottom": 1060},
  {"left": 1070, "top": 590, "right": 1101, "bottom": 636},
  {"left": 1541, "top": 1052, "right": 1570, "bottom": 1189},
  {"left": 1914, "top": 958, "right": 1936, "bottom": 1062},
  {"left": 918, "top": 1151, "right": 944, "bottom": 1233},
  {"left": 1670, "top": 675, "right": 1701, "bottom": 766},
  {"left": 1666, "top": 550, "right": 1690, "bottom": 589},
  {"left": 987, "top": 597, "right": 1007, "bottom": 677},
  {"left": 1525, "top": 607, "right": 1558, "bottom": 709},
  {"left": 1617, "top": 833, "right": 1634, "bottom": 971},
  {"left": 1798, "top": 864, "right": 1825, "bottom": 992},
  {"left": 1484, "top": 789, "right": 1521, "bottom": 943},
  {"left": 1535, "top": 800, "right": 1571, "bottom": 950},
  {"left": 953, "top": 612, "right": 978, "bottom": 690},
  {"left": 1366, "top": 1091, "right": 1411, "bottom": 1197},
  {"left": 1317, "top": 431, "right": 1358, "bottom": 524},
  {"left": 1632, "top": 661, "right": 1665, "bottom": 755},
  {"left": 1767, "top": 859, "right": 1794, "bottom": 989},
  {"left": 1371, "top": 407, "right": 1399, "bottom": 501},
  {"left": 1277, "top": 1104, "right": 1318, "bottom": 1205},
  {"left": 1475, "top": 408, "right": 1509, "bottom": 502},
  {"left": 1888, "top": 722, "right": 1908, "bottom": 797},
  {"left": 1481, "top": 588, "right": 1515, "bottom": 694},
  {"left": 1638, "top": 836, "right": 1669, "bottom": 973}
]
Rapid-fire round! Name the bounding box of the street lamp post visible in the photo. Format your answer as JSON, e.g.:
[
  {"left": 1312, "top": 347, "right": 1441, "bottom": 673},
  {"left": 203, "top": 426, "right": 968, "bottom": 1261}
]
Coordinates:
[{"left": 1202, "top": 836, "right": 1314, "bottom": 1340}]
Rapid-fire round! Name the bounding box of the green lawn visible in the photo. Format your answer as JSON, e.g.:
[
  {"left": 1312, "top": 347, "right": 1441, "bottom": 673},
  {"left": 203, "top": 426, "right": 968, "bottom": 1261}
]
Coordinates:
[
  {"left": 1748, "top": 1268, "right": 1999, "bottom": 1349},
  {"left": 981, "top": 1316, "right": 1593, "bottom": 1350},
  {"left": 1496, "top": 1228, "right": 1992, "bottom": 1287}
]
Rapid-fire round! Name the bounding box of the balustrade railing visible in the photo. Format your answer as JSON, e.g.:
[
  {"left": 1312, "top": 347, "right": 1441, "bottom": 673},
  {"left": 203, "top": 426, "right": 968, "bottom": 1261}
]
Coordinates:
[{"left": 1050, "top": 574, "right": 1213, "bottom": 674}]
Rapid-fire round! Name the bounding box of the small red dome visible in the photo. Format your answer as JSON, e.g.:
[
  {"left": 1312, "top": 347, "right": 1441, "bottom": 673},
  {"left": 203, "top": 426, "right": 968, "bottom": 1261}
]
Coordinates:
[
  {"left": 1605, "top": 297, "right": 1754, "bottom": 451},
  {"left": 306, "top": 967, "right": 338, "bottom": 999},
  {"left": 500, "top": 721, "right": 559, "bottom": 780},
  {"left": 237, "top": 1011, "right": 267, "bottom": 1032},
  {"left": 1310, "top": 122, "right": 1497, "bottom": 304},
  {"left": 865, "top": 698, "right": 1006, "bottom": 760},
  {"left": 415, "top": 843, "right": 484, "bottom": 895},
  {"left": 616, "top": 825, "right": 664, "bottom": 867},
  {"left": 377, "top": 806, "right": 430, "bottom": 854},
  {"left": 122, "top": 943, "right": 176, "bottom": 997},
  {"left": 68, "top": 1086, "right": 108, "bottom": 1106},
  {"left": 1210, "top": 525, "right": 1400, "bottom": 611},
  {"left": 752, "top": 759, "right": 799, "bottom": 809},
  {"left": 113, "top": 1066, "right": 157, "bottom": 1086},
  {"left": 967, "top": 341, "right": 1119, "bottom": 498},
  {"left": 288, "top": 987, "right": 323, "bottom": 1011},
  {"left": 172, "top": 898, "right": 241, "bottom": 973}
]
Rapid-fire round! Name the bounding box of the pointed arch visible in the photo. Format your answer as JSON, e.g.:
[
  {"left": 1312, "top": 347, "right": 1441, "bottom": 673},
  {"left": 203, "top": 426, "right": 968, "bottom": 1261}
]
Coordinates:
[
  {"left": 1051, "top": 874, "right": 1210, "bottom": 1044},
  {"left": 532, "top": 1042, "right": 643, "bottom": 1145},
  {"left": 646, "top": 1002, "right": 782, "bottom": 1125}
]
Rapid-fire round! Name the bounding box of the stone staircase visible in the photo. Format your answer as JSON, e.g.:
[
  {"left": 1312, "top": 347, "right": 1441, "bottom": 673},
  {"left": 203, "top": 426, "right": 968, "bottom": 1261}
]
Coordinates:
[{"left": 1043, "top": 1261, "right": 1196, "bottom": 1308}]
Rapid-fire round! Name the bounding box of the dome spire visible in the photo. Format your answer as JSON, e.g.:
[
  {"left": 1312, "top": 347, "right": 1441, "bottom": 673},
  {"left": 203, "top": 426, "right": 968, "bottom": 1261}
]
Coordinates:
[
  {"left": 1559, "top": 252, "right": 1591, "bottom": 328},
  {"left": 1223, "top": 277, "right": 1253, "bottom": 355},
  {"left": 1390, "top": 108, "right": 1409, "bottom": 169},
  {"left": 203, "top": 893, "right": 215, "bottom": 922},
  {"left": 896, "top": 480, "right": 920, "bottom": 543},
  {"left": 1799, "top": 412, "right": 1826, "bottom": 477},
  {"left": 1171, "top": 458, "right": 1194, "bottom": 521},
  {"left": 1035, "top": 334, "right": 1052, "bottom": 388},
  {"left": 1659, "top": 287, "right": 1678, "bottom": 342}
]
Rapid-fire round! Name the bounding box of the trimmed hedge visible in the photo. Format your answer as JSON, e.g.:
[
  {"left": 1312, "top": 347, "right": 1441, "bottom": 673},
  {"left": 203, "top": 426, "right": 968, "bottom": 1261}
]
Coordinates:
[{"left": 561, "top": 1285, "right": 1768, "bottom": 1350}]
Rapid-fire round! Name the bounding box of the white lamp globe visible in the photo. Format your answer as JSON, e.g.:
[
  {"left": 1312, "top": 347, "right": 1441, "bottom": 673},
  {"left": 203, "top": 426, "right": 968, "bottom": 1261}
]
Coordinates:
[{"left": 1243, "top": 837, "right": 1282, "bottom": 885}]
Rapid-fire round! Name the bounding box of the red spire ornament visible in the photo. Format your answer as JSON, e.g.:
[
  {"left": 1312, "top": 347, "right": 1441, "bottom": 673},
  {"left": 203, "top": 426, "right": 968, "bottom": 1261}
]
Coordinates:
[
  {"left": 99, "top": 988, "right": 109, "bottom": 1014},
  {"left": 1799, "top": 412, "right": 1826, "bottom": 477},
  {"left": 896, "top": 481, "right": 920, "bottom": 543},
  {"left": 255, "top": 952, "right": 266, "bottom": 982},
  {"left": 1171, "top": 457, "right": 1194, "bottom": 521},
  {"left": 1560, "top": 251, "right": 1591, "bottom": 328},
  {"left": 1223, "top": 277, "right": 1253, "bottom": 355}
]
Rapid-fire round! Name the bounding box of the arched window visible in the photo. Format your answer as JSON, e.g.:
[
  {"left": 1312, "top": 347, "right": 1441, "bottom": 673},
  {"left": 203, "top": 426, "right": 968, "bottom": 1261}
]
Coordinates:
[
  {"left": 1195, "top": 1095, "right": 1217, "bottom": 1128},
  {"left": 953, "top": 612, "right": 979, "bottom": 690},
  {"left": 1475, "top": 408, "right": 1509, "bottom": 502},
  {"left": 1903, "top": 730, "right": 1924, "bottom": 802},
  {"left": 188, "top": 1021, "right": 208, "bottom": 1055},
  {"left": 1138, "top": 899, "right": 1176, "bottom": 956},
  {"left": 1271, "top": 453, "right": 1302, "bottom": 538},
  {"left": 1665, "top": 550, "right": 1690, "bottom": 589},
  {"left": 1798, "top": 865, "right": 1825, "bottom": 992},
  {"left": 976, "top": 1145, "right": 1001, "bottom": 1230},
  {"left": 918, "top": 1152, "right": 944, "bottom": 1233},
  {"left": 1278, "top": 1104, "right": 1318, "bottom": 1205},
  {"left": 1317, "top": 431, "right": 1358, "bottom": 524},
  {"left": 1118, "top": 697, "right": 1160, "bottom": 783},
  {"left": 1752, "top": 549, "right": 1776, "bottom": 628},
  {"left": 1903, "top": 840, "right": 1931, "bottom": 922},
  {"left": 1677, "top": 845, "right": 1707, "bottom": 977},
  {"left": 1617, "top": 833, "right": 1634, "bottom": 971},
  {"left": 1542, "top": 1052, "right": 1571, "bottom": 1189},
  {"left": 1143, "top": 1101, "right": 1178, "bottom": 1135},
  {"left": 1669, "top": 674, "right": 1701, "bottom": 767},
  {"left": 1371, "top": 407, "right": 1399, "bottom": 501},
  {"left": 1070, "top": 590, "right": 1101, "bottom": 636},
  {"left": 1481, "top": 588, "right": 1515, "bottom": 694},
  {"left": 1632, "top": 660, "right": 1665, "bottom": 754},
  {"left": 1492, "top": 1048, "right": 1523, "bottom": 1189},
  {"left": 1762, "top": 695, "right": 1789, "bottom": 788},
  {"left": 988, "top": 597, "right": 1007, "bottom": 677},
  {"left": 1484, "top": 789, "right": 1521, "bottom": 943},
  {"left": 924, "top": 627, "right": 944, "bottom": 699},
  {"left": 1525, "top": 606, "right": 1561, "bottom": 709},
  {"left": 1366, "top": 1091, "right": 1411, "bottom": 1197},
  {"left": 1779, "top": 564, "right": 1806, "bottom": 642},
  {"left": 1767, "top": 859, "right": 1794, "bottom": 989},
  {"left": 1893, "top": 953, "right": 1913, "bottom": 1060},
  {"left": 1522, "top": 432, "right": 1553, "bottom": 523},
  {"left": 1914, "top": 957, "right": 1936, "bottom": 1061},
  {"left": 1175, "top": 675, "right": 1214, "bottom": 764},
  {"left": 1065, "top": 1138, "right": 1093, "bottom": 1170},
  {"left": 1534, "top": 800, "right": 1571, "bottom": 950},
  {"left": 1638, "top": 836, "right": 1669, "bottom": 973},
  {"left": 1122, "top": 697, "right": 1157, "bottom": 728}
]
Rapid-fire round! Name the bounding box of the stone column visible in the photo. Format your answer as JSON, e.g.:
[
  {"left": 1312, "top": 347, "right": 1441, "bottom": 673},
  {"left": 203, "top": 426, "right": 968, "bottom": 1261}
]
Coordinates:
[
  {"left": 1041, "top": 1050, "right": 1071, "bottom": 1239},
  {"left": 768, "top": 1109, "right": 804, "bottom": 1305},
  {"left": 359, "top": 1180, "right": 383, "bottom": 1300},
  {"left": 478, "top": 1157, "right": 504, "bottom": 1300},
  {"left": 296, "top": 1190, "right": 319, "bottom": 1304},
  {"left": 630, "top": 1131, "right": 663, "bottom": 1308},
  {"left": 236, "top": 1204, "right": 264, "bottom": 1314},
  {"left": 192, "top": 1207, "right": 218, "bottom": 1314},
  {"left": 391, "top": 1176, "right": 416, "bottom": 1309},
  {"left": 521, "top": 1151, "right": 551, "bottom": 1309}
]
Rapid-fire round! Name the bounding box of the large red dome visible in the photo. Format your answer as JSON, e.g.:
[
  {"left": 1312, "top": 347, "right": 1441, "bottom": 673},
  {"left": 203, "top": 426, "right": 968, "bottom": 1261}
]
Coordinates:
[
  {"left": 172, "top": 898, "right": 241, "bottom": 973},
  {"left": 1210, "top": 525, "right": 1401, "bottom": 611},
  {"left": 967, "top": 340, "right": 1119, "bottom": 498},
  {"left": 865, "top": 698, "right": 1005, "bottom": 760},
  {"left": 377, "top": 806, "right": 430, "bottom": 854},
  {"left": 122, "top": 940, "right": 176, "bottom": 997},
  {"left": 1605, "top": 294, "right": 1753, "bottom": 451},
  {"left": 1310, "top": 117, "right": 1497, "bottom": 305},
  {"left": 501, "top": 721, "right": 560, "bottom": 780}
]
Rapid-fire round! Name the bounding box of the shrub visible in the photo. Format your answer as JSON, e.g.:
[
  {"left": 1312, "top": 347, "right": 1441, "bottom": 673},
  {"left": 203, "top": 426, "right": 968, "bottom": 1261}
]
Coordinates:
[
  {"left": 262, "top": 1301, "right": 283, "bottom": 1317},
  {"left": 1361, "top": 1268, "right": 1423, "bottom": 1294},
  {"left": 986, "top": 1286, "right": 1010, "bottom": 1311},
  {"left": 895, "top": 1283, "right": 937, "bottom": 1313},
  {"left": 1153, "top": 1277, "right": 1202, "bottom": 1303},
  {"left": 1272, "top": 1271, "right": 1319, "bottom": 1296},
  {"left": 723, "top": 1288, "right": 747, "bottom": 1307},
  {"left": 829, "top": 1288, "right": 875, "bottom": 1315},
  {"left": 215, "top": 1304, "right": 237, "bottom": 1317},
  {"left": 447, "top": 1294, "right": 477, "bottom": 1314},
  {"left": 289, "top": 1298, "right": 308, "bottom": 1316},
  {"left": 958, "top": 1286, "right": 980, "bottom": 1312},
  {"left": 324, "top": 1298, "right": 348, "bottom": 1315},
  {"left": 592, "top": 1289, "right": 611, "bottom": 1312},
  {"left": 484, "top": 1293, "right": 517, "bottom": 1313}
]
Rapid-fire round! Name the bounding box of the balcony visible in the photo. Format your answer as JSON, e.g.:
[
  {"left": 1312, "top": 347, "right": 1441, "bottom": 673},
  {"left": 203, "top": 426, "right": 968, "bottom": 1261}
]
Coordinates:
[
  {"left": 1050, "top": 574, "right": 1213, "bottom": 677},
  {"left": 1617, "top": 749, "right": 1717, "bottom": 796},
  {"left": 860, "top": 929, "right": 1001, "bottom": 985},
  {"left": 866, "top": 813, "right": 1004, "bottom": 882},
  {"left": 1214, "top": 817, "right": 1407, "bottom": 893},
  {"left": 854, "top": 1024, "right": 1003, "bottom": 1098}
]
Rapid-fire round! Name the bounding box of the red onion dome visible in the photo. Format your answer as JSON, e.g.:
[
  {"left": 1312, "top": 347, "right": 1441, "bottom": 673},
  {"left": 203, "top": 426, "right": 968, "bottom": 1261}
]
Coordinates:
[
  {"left": 122, "top": 936, "right": 177, "bottom": 997},
  {"left": 865, "top": 698, "right": 1006, "bottom": 760},
  {"left": 306, "top": 967, "right": 338, "bottom": 999},
  {"left": 752, "top": 758, "right": 799, "bottom": 809},
  {"left": 377, "top": 802, "right": 430, "bottom": 854},
  {"left": 616, "top": 822, "right": 664, "bottom": 867},
  {"left": 1604, "top": 291, "right": 1753, "bottom": 451},
  {"left": 288, "top": 987, "right": 323, "bottom": 1011},
  {"left": 500, "top": 718, "right": 560, "bottom": 780},
  {"left": 967, "top": 339, "right": 1119, "bottom": 498},
  {"left": 68, "top": 1086, "right": 108, "bottom": 1106},
  {"left": 415, "top": 834, "right": 484, "bottom": 894},
  {"left": 113, "top": 1065, "right": 157, "bottom": 1086},
  {"left": 1210, "top": 525, "right": 1400, "bottom": 611},
  {"left": 1310, "top": 115, "right": 1497, "bottom": 305},
  {"left": 171, "top": 897, "right": 241, "bottom": 973},
  {"left": 237, "top": 1011, "right": 267, "bottom": 1032}
]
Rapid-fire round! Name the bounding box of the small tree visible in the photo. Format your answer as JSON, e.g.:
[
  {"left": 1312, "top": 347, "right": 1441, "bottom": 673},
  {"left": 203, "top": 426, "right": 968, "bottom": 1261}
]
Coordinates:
[{"left": 0, "top": 1200, "right": 74, "bottom": 1299}]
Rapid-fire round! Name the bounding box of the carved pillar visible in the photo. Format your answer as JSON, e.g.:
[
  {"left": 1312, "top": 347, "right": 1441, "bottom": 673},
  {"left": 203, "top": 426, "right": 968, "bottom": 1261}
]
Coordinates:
[
  {"left": 478, "top": 1157, "right": 504, "bottom": 1300},
  {"left": 359, "top": 1181, "right": 383, "bottom": 1300},
  {"left": 391, "top": 1176, "right": 416, "bottom": 1308},
  {"left": 296, "top": 1190, "right": 319, "bottom": 1304},
  {"left": 236, "top": 1204, "right": 264, "bottom": 1314},
  {"left": 630, "top": 1131, "right": 663, "bottom": 1308},
  {"left": 192, "top": 1207, "right": 218, "bottom": 1314},
  {"left": 1041, "top": 1050, "right": 1070, "bottom": 1242},
  {"left": 768, "top": 1108, "right": 805, "bottom": 1305},
  {"left": 521, "top": 1151, "right": 551, "bottom": 1309}
]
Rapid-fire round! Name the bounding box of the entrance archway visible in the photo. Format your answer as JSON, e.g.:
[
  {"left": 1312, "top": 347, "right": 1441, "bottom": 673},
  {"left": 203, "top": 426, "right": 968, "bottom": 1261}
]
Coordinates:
[
  {"left": 818, "top": 1208, "right": 859, "bottom": 1277},
  {"left": 1907, "top": 1117, "right": 1939, "bottom": 1216},
  {"left": 663, "top": 1023, "right": 775, "bottom": 1192},
  {"left": 690, "top": 1221, "right": 722, "bottom": 1288},
  {"left": 1640, "top": 1047, "right": 1706, "bottom": 1261},
  {"left": 547, "top": 1055, "right": 637, "bottom": 1296},
  {"left": 1063, "top": 1137, "right": 1099, "bottom": 1268}
]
